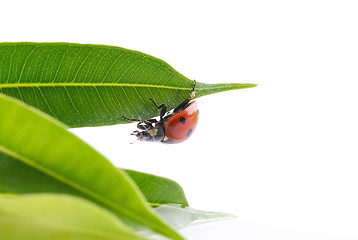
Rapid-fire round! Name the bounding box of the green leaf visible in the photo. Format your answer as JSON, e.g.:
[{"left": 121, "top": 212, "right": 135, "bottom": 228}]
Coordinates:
[
  {"left": 0, "top": 193, "right": 148, "bottom": 240},
  {"left": 0, "top": 94, "right": 183, "bottom": 240},
  {"left": 125, "top": 170, "right": 188, "bottom": 207},
  {"left": 1, "top": 152, "right": 228, "bottom": 230},
  {"left": 154, "top": 204, "right": 235, "bottom": 229},
  {"left": 0, "top": 188, "right": 8, "bottom": 194},
  {"left": 0, "top": 42, "right": 256, "bottom": 128},
  {"left": 0, "top": 152, "right": 188, "bottom": 208}
]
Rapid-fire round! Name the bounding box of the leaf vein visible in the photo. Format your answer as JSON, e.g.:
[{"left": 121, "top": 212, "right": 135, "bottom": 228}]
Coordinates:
[
  {"left": 17, "top": 46, "right": 39, "bottom": 83},
  {"left": 70, "top": 47, "right": 95, "bottom": 83}
]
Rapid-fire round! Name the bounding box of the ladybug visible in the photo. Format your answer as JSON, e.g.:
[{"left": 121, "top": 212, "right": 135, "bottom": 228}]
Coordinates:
[{"left": 122, "top": 80, "right": 199, "bottom": 144}]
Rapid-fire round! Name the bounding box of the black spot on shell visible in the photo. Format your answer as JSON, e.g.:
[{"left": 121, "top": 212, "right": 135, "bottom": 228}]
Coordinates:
[
  {"left": 180, "top": 117, "right": 186, "bottom": 124},
  {"left": 187, "top": 129, "right": 193, "bottom": 138}
]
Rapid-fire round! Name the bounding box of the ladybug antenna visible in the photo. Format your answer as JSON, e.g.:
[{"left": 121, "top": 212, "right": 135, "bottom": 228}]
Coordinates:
[{"left": 130, "top": 138, "right": 139, "bottom": 144}]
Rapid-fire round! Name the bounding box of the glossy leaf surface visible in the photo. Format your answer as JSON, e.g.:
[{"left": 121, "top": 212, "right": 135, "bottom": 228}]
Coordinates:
[
  {"left": 0, "top": 42, "right": 256, "bottom": 127},
  {"left": 0, "top": 194, "right": 148, "bottom": 240},
  {"left": 0, "top": 94, "right": 182, "bottom": 240}
]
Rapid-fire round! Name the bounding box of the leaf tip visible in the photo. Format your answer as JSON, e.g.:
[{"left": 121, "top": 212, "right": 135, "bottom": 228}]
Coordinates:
[{"left": 247, "top": 83, "right": 258, "bottom": 88}]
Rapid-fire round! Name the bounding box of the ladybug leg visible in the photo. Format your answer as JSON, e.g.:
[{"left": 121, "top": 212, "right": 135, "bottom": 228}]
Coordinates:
[
  {"left": 122, "top": 116, "right": 157, "bottom": 130},
  {"left": 174, "top": 99, "right": 190, "bottom": 113},
  {"left": 137, "top": 122, "right": 150, "bottom": 130},
  {"left": 147, "top": 119, "right": 158, "bottom": 123},
  {"left": 149, "top": 98, "right": 167, "bottom": 120},
  {"left": 174, "top": 80, "right": 197, "bottom": 113},
  {"left": 190, "top": 80, "right": 197, "bottom": 99},
  {"left": 122, "top": 116, "right": 142, "bottom": 122},
  {"left": 137, "top": 120, "right": 158, "bottom": 130},
  {"left": 122, "top": 116, "right": 157, "bottom": 122}
]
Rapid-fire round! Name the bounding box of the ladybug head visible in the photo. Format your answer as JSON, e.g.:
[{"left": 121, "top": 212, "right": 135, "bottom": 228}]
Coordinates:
[{"left": 130, "top": 125, "right": 165, "bottom": 143}]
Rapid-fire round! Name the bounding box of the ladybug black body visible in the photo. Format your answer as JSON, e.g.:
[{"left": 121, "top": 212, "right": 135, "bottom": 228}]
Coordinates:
[{"left": 122, "top": 81, "right": 199, "bottom": 144}]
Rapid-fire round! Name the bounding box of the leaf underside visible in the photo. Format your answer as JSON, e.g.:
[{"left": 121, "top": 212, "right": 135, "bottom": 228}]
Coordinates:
[
  {"left": 154, "top": 204, "right": 235, "bottom": 229},
  {"left": 0, "top": 42, "right": 256, "bottom": 128}
]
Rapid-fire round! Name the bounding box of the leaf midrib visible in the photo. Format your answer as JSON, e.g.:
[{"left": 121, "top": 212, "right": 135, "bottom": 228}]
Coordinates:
[
  {"left": 0, "top": 145, "right": 160, "bottom": 232},
  {"left": 0, "top": 82, "right": 192, "bottom": 90}
]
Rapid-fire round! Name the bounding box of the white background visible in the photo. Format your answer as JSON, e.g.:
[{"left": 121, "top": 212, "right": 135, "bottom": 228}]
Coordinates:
[{"left": 2, "top": 0, "right": 358, "bottom": 239}]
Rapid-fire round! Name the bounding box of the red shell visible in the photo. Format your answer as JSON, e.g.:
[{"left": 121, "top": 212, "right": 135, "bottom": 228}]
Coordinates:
[{"left": 165, "top": 101, "right": 199, "bottom": 143}]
